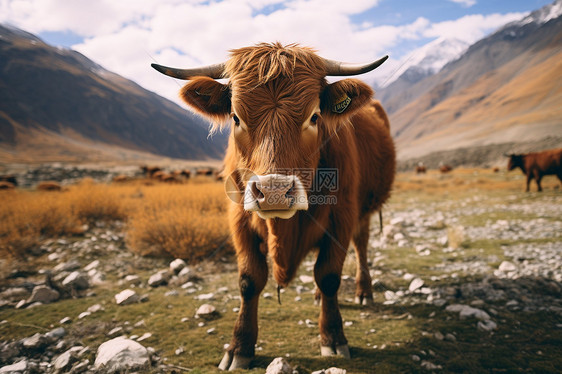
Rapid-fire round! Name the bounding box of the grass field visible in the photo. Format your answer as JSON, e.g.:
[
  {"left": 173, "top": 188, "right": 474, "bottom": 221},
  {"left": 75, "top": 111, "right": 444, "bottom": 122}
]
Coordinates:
[{"left": 0, "top": 168, "right": 560, "bottom": 373}]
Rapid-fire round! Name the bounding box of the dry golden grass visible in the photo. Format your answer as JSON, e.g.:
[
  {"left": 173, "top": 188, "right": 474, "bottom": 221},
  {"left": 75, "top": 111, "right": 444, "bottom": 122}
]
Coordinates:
[
  {"left": 0, "top": 178, "right": 230, "bottom": 261},
  {"left": 126, "top": 183, "right": 230, "bottom": 261}
]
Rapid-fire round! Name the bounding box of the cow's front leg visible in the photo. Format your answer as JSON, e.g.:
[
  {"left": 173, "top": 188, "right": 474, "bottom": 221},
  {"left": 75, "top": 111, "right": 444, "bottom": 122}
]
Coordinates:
[
  {"left": 352, "top": 215, "right": 373, "bottom": 305},
  {"left": 314, "top": 236, "right": 350, "bottom": 359},
  {"left": 219, "top": 238, "right": 268, "bottom": 370}
]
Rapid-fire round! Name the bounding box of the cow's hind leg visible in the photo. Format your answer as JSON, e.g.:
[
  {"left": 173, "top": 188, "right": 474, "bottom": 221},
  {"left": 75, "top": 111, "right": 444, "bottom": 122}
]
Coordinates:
[
  {"left": 314, "top": 234, "right": 351, "bottom": 358},
  {"left": 353, "top": 214, "right": 373, "bottom": 305},
  {"left": 219, "top": 238, "right": 268, "bottom": 371}
]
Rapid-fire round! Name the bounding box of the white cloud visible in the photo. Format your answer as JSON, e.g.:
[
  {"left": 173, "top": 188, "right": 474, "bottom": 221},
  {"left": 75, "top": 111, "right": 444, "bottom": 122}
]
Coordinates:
[
  {"left": 423, "top": 12, "right": 527, "bottom": 43},
  {"left": 448, "top": 0, "right": 476, "bottom": 8},
  {"left": 0, "top": 0, "right": 528, "bottom": 105}
]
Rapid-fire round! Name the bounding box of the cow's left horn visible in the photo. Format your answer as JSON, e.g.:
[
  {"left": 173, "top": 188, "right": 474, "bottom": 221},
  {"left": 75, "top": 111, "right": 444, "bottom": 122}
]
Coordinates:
[
  {"left": 323, "top": 55, "right": 389, "bottom": 76},
  {"left": 151, "top": 62, "right": 226, "bottom": 80}
]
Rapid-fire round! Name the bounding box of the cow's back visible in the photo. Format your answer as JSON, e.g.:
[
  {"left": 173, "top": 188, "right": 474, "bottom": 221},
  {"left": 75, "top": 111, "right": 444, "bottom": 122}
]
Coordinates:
[{"left": 351, "top": 100, "right": 396, "bottom": 216}]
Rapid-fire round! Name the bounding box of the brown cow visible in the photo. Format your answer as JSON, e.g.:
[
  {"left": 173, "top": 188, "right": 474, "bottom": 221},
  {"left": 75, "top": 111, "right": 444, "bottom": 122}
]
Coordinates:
[
  {"left": 506, "top": 148, "right": 562, "bottom": 192},
  {"left": 415, "top": 162, "right": 426, "bottom": 174},
  {"left": 439, "top": 163, "right": 453, "bottom": 173},
  {"left": 152, "top": 43, "right": 395, "bottom": 370},
  {"left": 37, "top": 181, "right": 62, "bottom": 191}
]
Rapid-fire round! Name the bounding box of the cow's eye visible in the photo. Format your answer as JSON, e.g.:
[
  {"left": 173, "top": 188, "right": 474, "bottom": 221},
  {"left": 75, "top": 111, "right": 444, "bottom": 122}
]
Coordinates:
[
  {"left": 310, "top": 113, "right": 319, "bottom": 125},
  {"left": 232, "top": 114, "right": 240, "bottom": 126}
]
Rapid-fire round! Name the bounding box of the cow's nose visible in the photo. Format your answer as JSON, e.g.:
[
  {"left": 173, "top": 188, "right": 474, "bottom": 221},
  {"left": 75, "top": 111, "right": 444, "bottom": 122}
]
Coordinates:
[{"left": 250, "top": 174, "right": 295, "bottom": 211}]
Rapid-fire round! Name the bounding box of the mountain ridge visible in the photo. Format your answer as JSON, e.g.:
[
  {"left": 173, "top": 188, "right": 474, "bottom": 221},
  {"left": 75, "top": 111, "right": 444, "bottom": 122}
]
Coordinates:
[{"left": 0, "top": 24, "right": 226, "bottom": 163}]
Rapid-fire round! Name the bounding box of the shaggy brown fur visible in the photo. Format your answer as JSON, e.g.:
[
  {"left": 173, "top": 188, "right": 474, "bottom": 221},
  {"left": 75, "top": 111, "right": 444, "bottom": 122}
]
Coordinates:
[
  {"left": 507, "top": 148, "right": 562, "bottom": 191},
  {"left": 177, "top": 43, "right": 395, "bottom": 368}
]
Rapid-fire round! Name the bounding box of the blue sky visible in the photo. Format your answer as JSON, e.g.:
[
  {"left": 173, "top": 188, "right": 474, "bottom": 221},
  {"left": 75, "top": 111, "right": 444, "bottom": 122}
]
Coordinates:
[{"left": 0, "top": 0, "right": 554, "bottom": 105}]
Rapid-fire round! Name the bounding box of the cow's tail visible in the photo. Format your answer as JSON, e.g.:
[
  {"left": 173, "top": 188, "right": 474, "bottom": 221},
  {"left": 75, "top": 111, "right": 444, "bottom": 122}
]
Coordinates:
[{"left": 376, "top": 209, "right": 383, "bottom": 235}]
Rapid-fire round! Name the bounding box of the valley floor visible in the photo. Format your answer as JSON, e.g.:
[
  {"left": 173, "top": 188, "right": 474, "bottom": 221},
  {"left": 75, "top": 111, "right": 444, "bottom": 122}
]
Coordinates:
[{"left": 0, "top": 169, "right": 561, "bottom": 373}]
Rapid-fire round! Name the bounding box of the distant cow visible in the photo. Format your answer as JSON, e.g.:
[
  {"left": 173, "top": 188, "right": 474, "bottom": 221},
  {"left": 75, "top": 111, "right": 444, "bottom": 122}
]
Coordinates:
[
  {"left": 140, "top": 165, "right": 162, "bottom": 177},
  {"left": 506, "top": 148, "right": 562, "bottom": 192},
  {"left": 415, "top": 163, "right": 426, "bottom": 174},
  {"left": 195, "top": 168, "right": 214, "bottom": 176},
  {"left": 0, "top": 181, "right": 15, "bottom": 190},
  {"left": 152, "top": 42, "right": 395, "bottom": 370},
  {"left": 37, "top": 181, "right": 62, "bottom": 191},
  {"left": 439, "top": 163, "right": 453, "bottom": 173},
  {"left": 0, "top": 175, "right": 18, "bottom": 186}
]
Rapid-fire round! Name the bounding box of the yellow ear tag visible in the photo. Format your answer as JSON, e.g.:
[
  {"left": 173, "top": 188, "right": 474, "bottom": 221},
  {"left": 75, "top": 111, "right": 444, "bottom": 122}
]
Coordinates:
[{"left": 332, "top": 94, "right": 352, "bottom": 114}]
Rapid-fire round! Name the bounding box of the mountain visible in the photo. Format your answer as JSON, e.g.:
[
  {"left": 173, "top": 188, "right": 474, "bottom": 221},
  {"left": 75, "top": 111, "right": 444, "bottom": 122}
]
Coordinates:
[
  {"left": 378, "top": 37, "right": 469, "bottom": 113},
  {"left": 378, "top": 0, "right": 562, "bottom": 166},
  {"left": 0, "top": 24, "right": 226, "bottom": 163}
]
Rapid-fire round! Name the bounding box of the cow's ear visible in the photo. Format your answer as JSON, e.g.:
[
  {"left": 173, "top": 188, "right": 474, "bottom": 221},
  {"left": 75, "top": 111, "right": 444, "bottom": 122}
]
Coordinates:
[
  {"left": 180, "top": 77, "right": 231, "bottom": 126},
  {"left": 320, "top": 79, "right": 373, "bottom": 122}
]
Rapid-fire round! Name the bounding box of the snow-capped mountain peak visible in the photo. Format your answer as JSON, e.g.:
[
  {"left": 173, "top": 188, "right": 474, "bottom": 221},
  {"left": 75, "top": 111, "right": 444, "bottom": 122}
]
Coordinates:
[
  {"left": 383, "top": 37, "right": 469, "bottom": 87},
  {"left": 512, "top": 0, "right": 562, "bottom": 27}
]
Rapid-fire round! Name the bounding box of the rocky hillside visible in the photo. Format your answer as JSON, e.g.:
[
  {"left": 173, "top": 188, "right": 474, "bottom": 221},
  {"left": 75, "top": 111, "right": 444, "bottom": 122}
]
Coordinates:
[
  {"left": 0, "top": 24, "right": 226, "bottom": 163},
  {"left": 378, "top": 0, "right": 562, "bottom": 164}
]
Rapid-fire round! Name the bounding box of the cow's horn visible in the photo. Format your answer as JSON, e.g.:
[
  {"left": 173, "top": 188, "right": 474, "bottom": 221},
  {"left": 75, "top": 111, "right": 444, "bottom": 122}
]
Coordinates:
[
  {"left": 323, "top": 55, "right": 389, "bottom": 76},
  {"left": 151, "top": 62, "right": 226, "bottom": 80}
]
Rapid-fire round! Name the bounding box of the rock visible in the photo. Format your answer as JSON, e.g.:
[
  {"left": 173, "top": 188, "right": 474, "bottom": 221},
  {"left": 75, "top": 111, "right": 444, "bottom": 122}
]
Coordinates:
[
  {"left": 115, "top": 289, "right": 139, "bottom": 305},
  {"left": 84, "top": 260, "right": 100, "bottom": 271},
  {"left": 195, "top": 304, "right": 218, "bottom": 319},
  {"left": 52, "top": 346, "right": 84, "bottom": 372},
  {"left": 177, "top": 267, "right": 195, "bottom": 283},
  {"left": 87, "top": 304, "right": 104, "bottom": 313},
  {"left": 27, "top": 285, "right": 60, "bottom": 304},
  {"left": 124, "top": 275, "right": 142, "bottom": 285},
  {"left": 170, "top": 259, "right": 187, "bottom": 274},
  {"left": 107, "top": 327, "right": 125, "bottom": 338},
  {"left": 94, "top": 337, "right": 150, "bottom": 373},
  {"left": 0, "top": 360, "right": 28, "bottom": 373},
  {"left": 137, "top": 333, "right": 152, "bottom": 342},
  {"left": 311, "top": 368, "right": 347, "bottom": 374},
  {"left": 266, "top": 357, "right": 293, "bottom": 374},
  {"left": 421, "top": 361, "right": 442, "bottom": 370},
  {"left": 62, "top": 271, "right": 90, "bottom": 290},
  {"left": 446, "top": 304, "right": 490, "bottom": 321},
  {"left": 299, "top": 275, "right": 314, "bottom": 284},
  {"left": 53, "top": 260, "right": 81, "bottom": 273},
  {"left": 60, "top": 317, "right": 72, "bottom": 324},
  {"left": 148, "top": 270, "right": 171, "bottom": 287},
  {"left": 21, "top": 333, "right": 50, "bottom": 351},
  {"left": 477, "top": 320, "right": 498, "bottom": 332},
  {"left": 409, "top": 278, "right": 424, "bottom": 292},
  {"left": 1, "top": 287, "right": 30, "bottom": 301},
  {"left": 498, "top": 261, "right": 517, "bottom": 272},
  {"left": 46, "top": 327, "right": 66, "bottom": 340},
  {"left": 0, "top": 342, "right": 21, "bottom": 363}
]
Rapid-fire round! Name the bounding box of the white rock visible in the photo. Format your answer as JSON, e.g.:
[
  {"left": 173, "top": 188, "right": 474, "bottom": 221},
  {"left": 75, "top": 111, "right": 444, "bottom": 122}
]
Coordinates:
[
  {"left": 477, "top": 320, "right": 498, "bottom": 332},
  {"left": 115, "top": 289, "right": 139, "bottom": 305},
  {"left": 409, "top": 278, "right": 424, "bottom": 292},
  {"left": 311, "top": 368, "right": 347, "bottom": 374},
  {"left": 84, "top": 260, "right": 100, "bottom": 271},
  {"left": 196, "top": 293, "right": 215, "bottom": 300},
  {"left": 94, "top": 337, "right": 150, "bottom": 373},
  {"left": 27, "top": 285, "right": 59, "bottom": 304},
  {"left": 124, "top": 275, "right": 141, "bottom": 285},
  {"left": 170, "top": 259, "right": 187, "bottom": 274},
  {"left": 87, "top": 304, "right": 104, "bottom": 313},
  {"left": 446, "top": 304, "right": 490, "bottom": 321},
  {"left": 299, "top": 275, "right": 314, "bottom": 284},
  {"left": 52, "top": 346, "right": 83, "bottom": 372},
  {"left": 62, "top": 271, "right": 90, "bottom": 290},
  {"left": 266, "top": 357, "right": 293, "bottom": 374},
  {"left": 148, "top": 270, "right": 170, "bottom": 287},
  {"left": 195, "top": 304, "right": 216, "bottom": 318},
  {"left": 0, "top": 360, "right": 28, "bottom": 373},
  {"left": 498, "top": 261, "right": 517, "bottom": 272}
]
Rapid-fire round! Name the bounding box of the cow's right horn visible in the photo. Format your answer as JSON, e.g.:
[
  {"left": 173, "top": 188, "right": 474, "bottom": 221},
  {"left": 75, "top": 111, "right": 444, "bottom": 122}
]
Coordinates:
[{"left": 151, "top": 62, "right": 226, "bottom": 80}]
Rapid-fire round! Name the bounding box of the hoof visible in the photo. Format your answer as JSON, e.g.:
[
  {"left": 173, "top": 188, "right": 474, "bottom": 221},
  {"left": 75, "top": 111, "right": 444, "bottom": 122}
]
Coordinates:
[
  {"left": 320, "top": 344, "right": 351, "bottom": 358},
  {"left": 336, "top": 344, "right": 351, "bottom": 358},
  {"left": 354, "top": 295, "right": 373, "bottom": 306},
  {"left": 321, "top": 345, "right": 336, "bottom": 356},
  {"left": 218, "top": 352, "right": 252, "bottom": 371}
]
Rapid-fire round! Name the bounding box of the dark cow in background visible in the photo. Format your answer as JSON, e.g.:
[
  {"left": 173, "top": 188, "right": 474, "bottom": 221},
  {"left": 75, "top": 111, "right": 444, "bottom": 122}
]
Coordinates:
[
  {"left": 152, "top": 42, "right": 395, "bottom": 370},
  {"left": 439, "top": 163, "right": 453, "bottom": 173},
  {"left": 415, "top": 162, "right": 426, "bottom": 174},
  {"left": 506, "top": 148, "right": 562, "bottom": 192}
]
